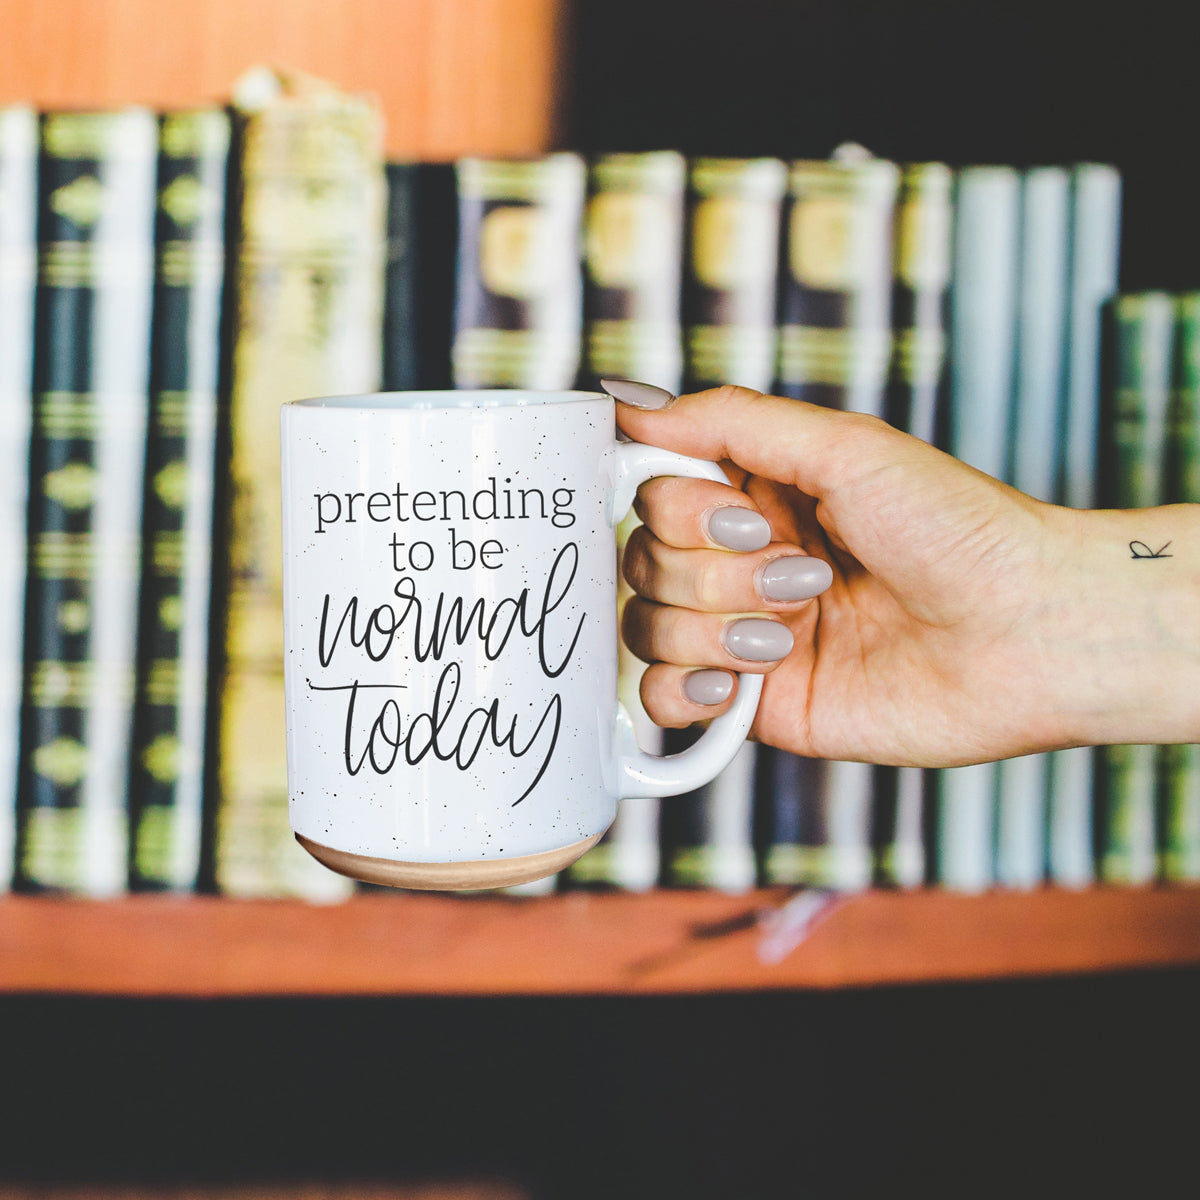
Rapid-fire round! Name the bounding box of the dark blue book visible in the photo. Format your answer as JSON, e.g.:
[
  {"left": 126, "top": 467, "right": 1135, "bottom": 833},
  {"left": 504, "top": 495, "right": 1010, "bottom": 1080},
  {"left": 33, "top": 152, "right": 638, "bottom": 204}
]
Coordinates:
[
  {"left": 16, "top": 108, "right": 158, "bottom": 895},
  {"left": 0, "top": 105, "right": 38, "bottom": 891},
  {"left": 381, "top": 160, "right": 458, "bottom": 391},
  {"left": 128, "top": 108, "right": 230, "bottom": 892}
]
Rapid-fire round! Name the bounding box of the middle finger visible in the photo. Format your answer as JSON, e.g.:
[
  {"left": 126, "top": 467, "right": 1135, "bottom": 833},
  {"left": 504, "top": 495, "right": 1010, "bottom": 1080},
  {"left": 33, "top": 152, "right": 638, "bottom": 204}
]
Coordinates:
[{"left": 622, "top": 524, "right": 833, "bottom": 613}]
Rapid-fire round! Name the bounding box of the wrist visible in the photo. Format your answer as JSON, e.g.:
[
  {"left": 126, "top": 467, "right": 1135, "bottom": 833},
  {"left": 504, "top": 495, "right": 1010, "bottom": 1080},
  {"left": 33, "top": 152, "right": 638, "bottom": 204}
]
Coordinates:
[{"left": 1038, "top": 503, "right": 1200, "bottom": 747}]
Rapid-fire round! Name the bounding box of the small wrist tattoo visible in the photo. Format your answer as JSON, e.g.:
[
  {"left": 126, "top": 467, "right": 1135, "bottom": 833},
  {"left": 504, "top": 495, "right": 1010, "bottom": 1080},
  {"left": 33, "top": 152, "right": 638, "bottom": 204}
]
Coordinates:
[{"left": 1130, "top": 540, "right": 1173, "bottom": 559}]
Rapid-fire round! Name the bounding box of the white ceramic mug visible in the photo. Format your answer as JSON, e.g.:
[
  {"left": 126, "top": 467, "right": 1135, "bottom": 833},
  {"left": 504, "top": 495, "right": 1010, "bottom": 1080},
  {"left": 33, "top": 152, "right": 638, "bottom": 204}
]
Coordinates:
[{"left": 280, "top": 390, "right": 762, "bottom": 890}]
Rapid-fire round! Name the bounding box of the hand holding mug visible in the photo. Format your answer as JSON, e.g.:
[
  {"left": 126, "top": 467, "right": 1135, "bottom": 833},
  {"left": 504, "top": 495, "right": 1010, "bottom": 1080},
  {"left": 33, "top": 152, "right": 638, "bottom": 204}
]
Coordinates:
[{"left": 280, "top": 388, "right": 780, "bottom": 890}]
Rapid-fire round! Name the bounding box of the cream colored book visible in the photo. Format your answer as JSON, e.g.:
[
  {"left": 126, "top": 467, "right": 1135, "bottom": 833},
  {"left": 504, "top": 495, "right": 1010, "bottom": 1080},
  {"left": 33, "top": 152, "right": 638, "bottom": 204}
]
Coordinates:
[{"left": 214, "top": 68, "right": 385, "bottom": 899}]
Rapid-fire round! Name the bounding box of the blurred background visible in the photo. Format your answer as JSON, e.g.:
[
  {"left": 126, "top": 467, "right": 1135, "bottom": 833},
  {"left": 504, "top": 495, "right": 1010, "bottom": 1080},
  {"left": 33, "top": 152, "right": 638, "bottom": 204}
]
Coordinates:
[{"left": 1, "top": 2, "right": 1199, "bottom": 1198}]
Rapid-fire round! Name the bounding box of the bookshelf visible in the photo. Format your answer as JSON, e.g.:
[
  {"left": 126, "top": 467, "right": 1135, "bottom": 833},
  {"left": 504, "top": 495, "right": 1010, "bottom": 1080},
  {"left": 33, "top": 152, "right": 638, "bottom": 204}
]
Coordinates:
[
  {"left": 3, "top": 7, "right": 1200, "bottom": 1195},
  {"left": 0, "top": 0, "right": 1198, "bottom": 992},
  {"left": 0, "top": 0, "right": 564, "bottom": 159},
  {"left": 2, "top": 887, "right": 1199, "bottom": 995}
]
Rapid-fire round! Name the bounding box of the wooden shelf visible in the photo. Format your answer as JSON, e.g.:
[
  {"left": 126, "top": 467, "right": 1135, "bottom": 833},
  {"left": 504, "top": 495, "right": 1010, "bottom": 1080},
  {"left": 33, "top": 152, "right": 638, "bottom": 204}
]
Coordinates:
[
  {"left": 0, "top": 0, "right": 565, "bottom": 158},
  {"left": 1, "top": 885, "right": 1198, "bottom": 997}
]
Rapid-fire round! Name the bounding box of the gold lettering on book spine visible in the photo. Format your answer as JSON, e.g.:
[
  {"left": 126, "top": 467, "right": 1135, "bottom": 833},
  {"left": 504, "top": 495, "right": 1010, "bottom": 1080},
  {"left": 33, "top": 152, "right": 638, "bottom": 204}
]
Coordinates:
[{"left": 216, "top": 83, "right": 384, "bottom": 898}]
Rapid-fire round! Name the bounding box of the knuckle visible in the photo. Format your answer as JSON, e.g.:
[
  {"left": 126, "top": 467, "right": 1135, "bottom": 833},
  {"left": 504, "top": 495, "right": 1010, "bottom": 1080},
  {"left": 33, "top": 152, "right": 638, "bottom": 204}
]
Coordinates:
[
  {"left": 689, "top": 555, "right": 725, "bottom": 611},
  {"left": 620, "top": 531, "right": 653, "bottom": 594},
  {"left": 707, "top": 383, "right": 763, "bottom": 407}
]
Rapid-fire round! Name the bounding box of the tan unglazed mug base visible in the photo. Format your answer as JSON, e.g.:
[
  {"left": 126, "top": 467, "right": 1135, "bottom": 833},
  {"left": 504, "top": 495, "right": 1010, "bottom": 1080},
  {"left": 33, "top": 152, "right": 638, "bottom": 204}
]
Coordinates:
[{"left": 295, "top": 831, "right": 604, "bottom": 892}]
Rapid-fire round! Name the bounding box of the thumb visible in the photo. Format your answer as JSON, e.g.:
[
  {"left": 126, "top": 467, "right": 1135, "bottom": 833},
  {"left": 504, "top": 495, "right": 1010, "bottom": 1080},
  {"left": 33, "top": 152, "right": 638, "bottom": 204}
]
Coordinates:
[{"left": 606, "top": 381, "right": 905, "bottom": 499}]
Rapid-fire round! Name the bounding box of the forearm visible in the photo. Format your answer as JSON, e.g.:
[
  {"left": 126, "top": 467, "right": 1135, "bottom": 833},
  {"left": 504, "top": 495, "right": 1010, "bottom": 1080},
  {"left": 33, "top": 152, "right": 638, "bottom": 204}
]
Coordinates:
[{"left": 1040, "top": 502, "right": 1200, "bottom": 747}]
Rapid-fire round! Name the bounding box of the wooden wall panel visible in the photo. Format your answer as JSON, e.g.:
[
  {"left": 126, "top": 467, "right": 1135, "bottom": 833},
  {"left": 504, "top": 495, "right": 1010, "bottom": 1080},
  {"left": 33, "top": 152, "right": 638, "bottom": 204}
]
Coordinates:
[{"left": 0, "top": 0, "right": 565, "bottom": 158}]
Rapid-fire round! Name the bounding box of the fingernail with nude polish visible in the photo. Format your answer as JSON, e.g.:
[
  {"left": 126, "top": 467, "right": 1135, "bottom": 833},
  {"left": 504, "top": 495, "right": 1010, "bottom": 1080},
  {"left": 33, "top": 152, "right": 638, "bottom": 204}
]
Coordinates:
[
  {"left": 756, "top": 555, "right": 833, "bottom": 602},
  {"left": 683, "top": 669, "right": 735, "bottom": 706},
  {"left": 601, "top": 378, "right": 676, "bottom": 410},
  {"left": 723, "top": 618, "right": 794, "bottom": 663},
  {"left": 707, "top": 506, "right": 771, "bottom": 552}
]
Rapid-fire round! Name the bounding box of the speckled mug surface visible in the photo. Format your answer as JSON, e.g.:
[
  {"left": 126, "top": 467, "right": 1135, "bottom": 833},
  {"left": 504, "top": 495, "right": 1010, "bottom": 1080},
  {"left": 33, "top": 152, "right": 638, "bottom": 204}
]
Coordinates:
[{"left": 280, "top": 391, "right": 761, "bottom": 890}]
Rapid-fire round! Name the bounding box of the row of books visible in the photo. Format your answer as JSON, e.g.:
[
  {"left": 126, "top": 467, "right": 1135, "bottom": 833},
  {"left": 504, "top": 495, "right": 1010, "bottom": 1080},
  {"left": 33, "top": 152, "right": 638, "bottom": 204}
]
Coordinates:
[{"left": 0, "top": 69, "right": 1193, "bottom": 897}]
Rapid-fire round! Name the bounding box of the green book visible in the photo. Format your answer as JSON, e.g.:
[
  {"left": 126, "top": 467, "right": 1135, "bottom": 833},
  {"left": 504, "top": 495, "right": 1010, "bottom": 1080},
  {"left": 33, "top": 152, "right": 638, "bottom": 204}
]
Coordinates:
[
  {"left": 1097, "top": 291, "right": 1175, "bottom": 885},
  {"left": 0, "top": 105, "right": 38, "bottom": 891},
  {"left": 1159, "top": 292, "right": 1200, "bottom": 881},
  {"left": 682, "top": 155, "right": 786, "bottom": 394},
  {"left": 452, "top": 154, "right": 585, "bottom": 390},
  {"left": 127, "top": 109, "right": 230, "bottom": 892},
  {"left": 16, "top": 109, "right": 158, "bottom": 895}
]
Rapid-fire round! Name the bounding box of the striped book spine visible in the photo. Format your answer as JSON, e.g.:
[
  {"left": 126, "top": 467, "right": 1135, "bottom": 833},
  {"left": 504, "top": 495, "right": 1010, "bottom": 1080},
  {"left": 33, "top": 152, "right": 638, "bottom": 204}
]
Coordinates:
[
  {"left": 1160, "top": 291, "right": 1200, "bottom": 881},
  {"left": 452, "top": 154, "right": 585, "bottom": 390},
  {"left": 1166, "top": 291, "right": 1200, "bottom": 883},
  {"left": 213, "top": 70, "right": 385, "bottom": 899},
  {"left": 1097, "top": 292, "right": 1174, "bottom": 885},
  {"left": 660, "top": 739, "right": 758, "bottom": 894},
  {"left": 16, "top": 109, "right": 157, "bottom": 895},
  {"left": 767, "top": 151, "right": 897, "bottom": 892},
  {"left": 580, "top": 150, "right": 685, "bottom": 393},
  {"left": 775, "top": 152, "right": 898, "bottom": 413},
  {"left": 876, "top": 161, "right": 952, "bottom": 888},
  {"left": 567, "top": 151, "right": 685, "bottom": 891},
  {"left": 0, "top": 106, "right": 38, "bottom": 891},
  {"left": 683, "top": 156, "right": 787, "bottom": 393},
  {"left": 128, "top": 109, "right": 230, "bottom": 891}
]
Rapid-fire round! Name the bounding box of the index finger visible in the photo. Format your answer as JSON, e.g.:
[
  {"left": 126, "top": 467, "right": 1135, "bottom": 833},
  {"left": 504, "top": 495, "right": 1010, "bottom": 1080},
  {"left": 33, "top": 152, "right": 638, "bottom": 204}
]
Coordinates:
[
  {"left": 613, "top": 383, "right": 902, "bottom": 499},
  {"left": 633, "top": 475, "right": 771, "bottom": 551}
]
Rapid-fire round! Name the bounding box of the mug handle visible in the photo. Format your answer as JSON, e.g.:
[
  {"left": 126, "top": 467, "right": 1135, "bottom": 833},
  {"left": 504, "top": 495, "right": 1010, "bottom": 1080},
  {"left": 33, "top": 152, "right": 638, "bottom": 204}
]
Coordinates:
[{"left": 607, "top": 440, "right": 766, "bottom": 799}]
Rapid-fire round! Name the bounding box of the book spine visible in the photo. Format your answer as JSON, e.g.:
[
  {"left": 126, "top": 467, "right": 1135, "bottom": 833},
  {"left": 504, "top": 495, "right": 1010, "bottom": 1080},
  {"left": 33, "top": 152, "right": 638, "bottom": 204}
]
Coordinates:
[
  {"left": 995, "top": 167, "right": 1070, "bottom": 890},
  {"left": 754, "top": 747, "right": 815, "bottom": 884},
  {"left": 580, "top": 150, "right": 686, "bottom": 393},
  {"left": 775, "top": 155, "right": 898, "bottom": 414},
  {"left": 767, "top": 154, "right": 896, "bottom": 894},
  {"left": 1159, "top": 292, "right": 1200, "bottom": 881},
  {"left": 875, "top": 162, "right": 952, "bottom": 888},
  {"left": 381, "top": 161, "right": 458, "bottom": 391},
  {"left": 16, "top": 109, "right": 157, "bottom": 895},
  {"left": 936, "top": 166, "right": 1020, "bottom": 892},
  {"left": 642, "top": 155, "right": 788, "bottom": 892},
  {"left": 1097, "top": 292, "right": 1174, "bottom": 885},
  {"left": 0, "top": 106, "right": 38, "bottom": 891},
  {"left": 564, "top": 151, "right": 685, "bottom": 890},
  {"left": 214, "top": 82, "right": 385, "bottom": 899},
  {"left": 452, "top": 154, "right": 585, "bottom": 390},
  {"left": 682, "top": 156, "right": 787, "bottom": 393},
  {"left": 755, "top": 756, "right": 873, "bottom": 891},
  {"left": 127, "top": 109, "right": 230, "bottom": 892},
  {"left": 660, "top": 739, "right": 758, "bottom": 893},
  {"left": 885, "top": 161, "right": 953, "bottom": 442},
  {"left": 1060, "top": 165, "right": 1122, "bottom": 509},
  {"left": 872, "top": 763, "right": 928, "bottom": 889},
  {"left": 1047, "top": 164, "right": 1120, "bottom": 888},
  {"left": 948, "top": 166, "right": 1020, "bottom": 479}
]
